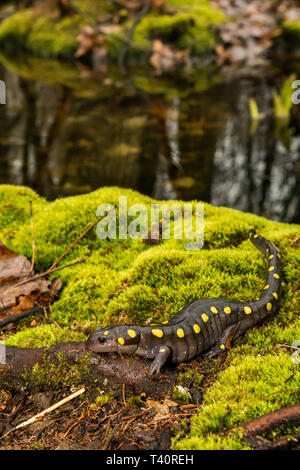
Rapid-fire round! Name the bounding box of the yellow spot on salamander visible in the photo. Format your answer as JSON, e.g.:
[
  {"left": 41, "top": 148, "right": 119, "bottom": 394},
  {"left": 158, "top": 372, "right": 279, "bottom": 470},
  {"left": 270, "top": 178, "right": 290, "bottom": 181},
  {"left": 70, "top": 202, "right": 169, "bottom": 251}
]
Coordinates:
[
  {"left": 273, "top": 292, "right": 278, "bottom": 300},
  {"left": 244, "top": 306, "right": 252, "bottom": 315},
  {"left": 210, "top": 306, "right": 218, "bottom": 314},
  {"left": 273, "top": 273, "right": 280, "bottom": 279},
  {"left": 254, "top": 234, "right": 258, "bottom": 238},
  {"left": 269, "top": 266, "right": 275, "bottom": 271},
  {"left": 152, "top": 329, "right": 163, "bottom": 338},
  {"left": 104, "top": 330, "right": 109, "bottom": 336},
  {"left": 266, "top": 302, "right": 272, "bottom": 311},
  {"left": 220, "top": 344, "right": 226, "bottom": 350},
  {"left": 118, "top": 337, "right": 125, "bottom": 345},
  {"left": 193, "top": 324, "right": 201, "bottom": 334},
  {"left": 264, "top": 284, "right": 269, "bottom": 290},
  {"left": 159, "top": 347, "right": 166, "bottom": 353},
  {"left": 162, "top": 321, "right": 168, "bottom": 324},
  {"left": 177, "top": 328, "right": 185, "bottom": 338},
  {"left": 224, "top": 306, "right": 231, "bottom": 314},
  {"left": 269, "top": 255, "right": 274, "bottom": 260},
  {"left": 201, "top": 313, "right": 209, "bottom": 322},
  {"left": 127, "top": 329, "right": 136, "bottom": 338}
]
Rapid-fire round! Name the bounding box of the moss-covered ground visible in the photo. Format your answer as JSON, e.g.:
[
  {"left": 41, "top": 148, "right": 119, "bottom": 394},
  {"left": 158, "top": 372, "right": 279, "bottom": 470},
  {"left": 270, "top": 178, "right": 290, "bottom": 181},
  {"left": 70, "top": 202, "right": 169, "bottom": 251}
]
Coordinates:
[
  {"left": 0, "top": 184, "right": 299, "bottom": 449},
  {"left": 0, "top": 0, "right": 225, "bottom": 61}
]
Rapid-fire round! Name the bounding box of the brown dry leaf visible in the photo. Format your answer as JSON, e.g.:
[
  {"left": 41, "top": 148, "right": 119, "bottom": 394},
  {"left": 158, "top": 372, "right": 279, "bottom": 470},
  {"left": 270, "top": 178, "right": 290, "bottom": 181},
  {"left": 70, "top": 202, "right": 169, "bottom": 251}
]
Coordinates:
[
  {"left": 146, "top": 397, "right": 178, "bottom": 420},
  {"left": 97, "top": 24, "right": 120, "bottom": 35},
  {"left": 150, "top": 40, "right": 189, "bottom": 72},
  {"left": 0, "top": 241, "right": 16, "bottom": 259},
  {"left": 0, "top": 240, "right": 61, "bottom": 321},
  {"left": 75, "top": 26, "right": 97, "bottom": 58},
  {"left": 152, "top": 0, "right": 165, "bottom": 9}
]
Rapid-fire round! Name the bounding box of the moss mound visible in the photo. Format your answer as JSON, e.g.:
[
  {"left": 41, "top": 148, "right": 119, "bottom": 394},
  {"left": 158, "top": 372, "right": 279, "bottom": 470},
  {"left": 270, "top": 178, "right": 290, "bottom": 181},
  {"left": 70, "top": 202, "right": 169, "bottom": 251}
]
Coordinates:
[
  {"left": 132, "top": 0, "right": 226, "bottom": 56},
  {"left": 0, "top": 0, "right": 225, "bottom": 61},
  {"left": 0, "top": 184, "right": 299, "bottom": 449},
  {"left": 0, "top": 8, "right": 83, "bottom": 60}
]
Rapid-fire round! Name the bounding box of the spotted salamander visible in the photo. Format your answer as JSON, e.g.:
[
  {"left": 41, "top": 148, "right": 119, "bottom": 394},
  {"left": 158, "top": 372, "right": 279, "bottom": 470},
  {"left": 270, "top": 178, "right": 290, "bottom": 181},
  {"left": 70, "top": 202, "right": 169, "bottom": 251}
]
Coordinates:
[{"left": 87, "top": 230, "right": 281, "bottom": 374}]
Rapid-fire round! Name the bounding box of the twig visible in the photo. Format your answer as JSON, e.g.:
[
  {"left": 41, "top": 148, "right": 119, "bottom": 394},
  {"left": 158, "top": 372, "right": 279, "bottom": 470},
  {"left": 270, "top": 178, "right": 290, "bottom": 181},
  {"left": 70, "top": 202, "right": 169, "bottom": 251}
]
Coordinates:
[
  {"left": 63, "top": 410, "right": 85, "bottom": 438},
  {"left": 118, "top": 0, "right": 152, "bottom": 69},
  {"left": 1, "top": 387, "right": 85, "bottom": 440},
  {"left": 120, "top": 410, "right": 150, "bottom": 421},
  {"left": 262, "top": 388, "right": 300, "bottom": 399},
  {"left": 5, "top": 258, "right": 86, "bottom": 291},
  {"left": 122, "top": 383, "right": 127, "bottom": 407},
  {"left": 275, "top": 343, "right": 300, "bottom": 350},
  {"left": 29, "top": 201, "right": 35, "bottom": 274},
  {"left": 290, "top": 236, "right": 300, "bottom": 247},
  {"left": 224, "top": 403, "right": 300, "bottom": 437},
  {"left": 48, "top": 213, "right": 109, "bottom": 272},
  {"left": 0, "top": 306, "right": 47, "bottom": 329},
  {"left": 3, "top": 213, "right": 109, "bottom": 294}
]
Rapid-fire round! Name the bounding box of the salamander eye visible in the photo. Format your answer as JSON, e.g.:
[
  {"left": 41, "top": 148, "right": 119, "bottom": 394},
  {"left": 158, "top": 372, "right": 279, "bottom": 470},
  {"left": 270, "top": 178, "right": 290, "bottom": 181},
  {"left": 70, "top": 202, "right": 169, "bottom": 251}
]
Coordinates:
[{"left": 98, "top": 336, "right": 107, "bottom": 344}]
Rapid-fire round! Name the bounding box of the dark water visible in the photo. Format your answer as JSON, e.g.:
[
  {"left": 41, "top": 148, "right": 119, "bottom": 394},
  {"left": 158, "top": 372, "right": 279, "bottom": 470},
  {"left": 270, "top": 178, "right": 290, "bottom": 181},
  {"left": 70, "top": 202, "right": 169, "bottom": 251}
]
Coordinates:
[{"left": 0, "top": 53, "right": 299, "bottom": 224}]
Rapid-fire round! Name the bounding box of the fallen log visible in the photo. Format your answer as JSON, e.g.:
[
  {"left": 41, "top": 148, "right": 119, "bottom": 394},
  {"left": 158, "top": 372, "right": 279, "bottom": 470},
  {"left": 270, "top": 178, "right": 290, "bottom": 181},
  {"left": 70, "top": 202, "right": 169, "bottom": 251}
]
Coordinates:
[
  {"left": 229, "top": 403, "right": 300, "bottom": 437},
  {"left": 0, "top": 341, "right": 177, "bottom": 399},
  {"left": 224, "top": 403, "right": 300, "bottom": 450},
  {"left": 246, "top": 433, "right": 300, "bottom": 450}
]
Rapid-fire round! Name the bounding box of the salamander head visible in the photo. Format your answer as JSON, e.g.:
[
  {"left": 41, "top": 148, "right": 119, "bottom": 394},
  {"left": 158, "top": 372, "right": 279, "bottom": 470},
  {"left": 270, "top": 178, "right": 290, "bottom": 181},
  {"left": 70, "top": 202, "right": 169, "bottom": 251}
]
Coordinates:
[{"left": 86, "top": 325, "right": 140, "bottom": 354}]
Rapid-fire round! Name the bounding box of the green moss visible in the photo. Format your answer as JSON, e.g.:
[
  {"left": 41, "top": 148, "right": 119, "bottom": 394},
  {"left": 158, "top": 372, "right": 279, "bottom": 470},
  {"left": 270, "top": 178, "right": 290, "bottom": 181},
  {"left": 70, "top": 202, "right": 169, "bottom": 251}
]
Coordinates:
[
  {"left": 4, "top": 324, "right": 86, "bottom": 348},
  {"left": 281, "top": 21, "right": 300, "bottom": 44},
  {"left": 173, "top": 354, "right": 300, "bottom": 449},
  {"left": 0, "top": 0, "right": 226, "bottom": 61},
  {"left": 0, "top": 9, "right": 35, "bottom": 48},
  {"left": 26, "top": 16, "right": 82, "bottom": 60},
  {"left": 0, "top": 9, "right": 82, "bottom": 60},
  {"left": 93, "top": 393, "right": 114, "bottom": 405},
  {"left": 132, "top": 0, "right": 226, "bottom": 56},
  {"left": 0, "top": 184, "right": 299, "bottom": 449},
  {"left": 177, "top": 369, "right": 204, "bottom": 387},
  {"left": 173, "top": 386, "right": 190, "bottom": 405},
  {"left": 127, "top": 395, "right": 144, "bottom": 409},
  {"left": 106, "top": 0, "right": 226, "bottom": 60},
  {"left": 22, "top": 351, "right": 92, "bottom": 390}
]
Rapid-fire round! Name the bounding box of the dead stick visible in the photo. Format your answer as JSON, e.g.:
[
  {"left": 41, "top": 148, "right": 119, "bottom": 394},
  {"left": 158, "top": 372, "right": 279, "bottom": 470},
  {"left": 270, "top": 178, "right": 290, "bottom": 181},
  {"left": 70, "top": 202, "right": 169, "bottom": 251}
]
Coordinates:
[
  {"left": 122, "top": 383, "right": 127, "bottom": 407},
  {"left": 29, "top": 201, "right": 35, "bottom": 274},
  {"left": 0, "top": 387, "right": 85, "bottom": 440},
  {"left": 0, "top": 306, "right": 47, "bottom": 329},
  {"left": 5, "top": 258, "right": 86, "bottom": 291},
  {"left": 48, "top": 212, "right": 110, "bottom": 272},
  {"left": 225, "top": 403, "right": 300, "bottom": 437},
  {"left": 262, "top": 388, "right": 300, "bottom": 399}
]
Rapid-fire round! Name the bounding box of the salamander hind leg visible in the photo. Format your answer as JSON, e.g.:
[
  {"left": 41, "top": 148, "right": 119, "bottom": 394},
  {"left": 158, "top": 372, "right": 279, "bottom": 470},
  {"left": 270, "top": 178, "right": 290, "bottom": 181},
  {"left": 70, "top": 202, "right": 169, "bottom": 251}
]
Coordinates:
[
  {"left": 150, "top": 346, "right": 172, "bottom": 375},
  {"left": 203, "top": 323, "right": 241, "bottom": 358}
]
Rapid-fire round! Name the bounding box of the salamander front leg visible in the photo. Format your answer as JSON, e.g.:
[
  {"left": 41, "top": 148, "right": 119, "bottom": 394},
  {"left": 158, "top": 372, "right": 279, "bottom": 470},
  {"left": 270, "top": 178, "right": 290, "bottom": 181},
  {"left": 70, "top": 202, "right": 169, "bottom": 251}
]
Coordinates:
[{"left": 150, "top": 346, "right": 172, "bottom": 375}]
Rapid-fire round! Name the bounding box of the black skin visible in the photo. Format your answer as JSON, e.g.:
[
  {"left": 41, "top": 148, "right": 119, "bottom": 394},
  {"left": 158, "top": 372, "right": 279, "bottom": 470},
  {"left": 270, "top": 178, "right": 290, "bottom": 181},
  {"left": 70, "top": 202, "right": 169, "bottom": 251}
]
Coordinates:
[{"left": 87, "top": 230, "right": 281, "bottom": 374}]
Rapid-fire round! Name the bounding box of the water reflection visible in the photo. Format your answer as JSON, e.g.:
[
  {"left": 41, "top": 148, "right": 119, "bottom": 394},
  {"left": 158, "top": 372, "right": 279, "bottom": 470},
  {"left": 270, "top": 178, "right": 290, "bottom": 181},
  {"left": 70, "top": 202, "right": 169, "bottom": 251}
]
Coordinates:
[{"left": 0, "top": 54, "right": 299, "bottom": 224}]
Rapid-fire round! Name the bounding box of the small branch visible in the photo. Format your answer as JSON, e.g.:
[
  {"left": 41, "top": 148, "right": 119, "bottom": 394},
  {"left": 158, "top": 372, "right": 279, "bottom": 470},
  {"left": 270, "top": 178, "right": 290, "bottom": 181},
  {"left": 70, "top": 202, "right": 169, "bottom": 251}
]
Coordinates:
[
  {"left": 48, "top": 213, "right": 109, "bottom": 271},
  {"left": 5, "top": 258, "right": 86, "bottom": 291},
  {"left": 122, "top": 383, "right": 127, "bottom": 407},
  {"left": 246, "top": 433, "right": 300, "bottom": 450},
  {"left": 2, "top": 342, "right": 177, "bottom": 399},
  {"left": 118, "top": 0, "right": 152, "bottom": 68},
  {"left": 29, "top": 201, "right": 35, "bottom": 274},
  {"left": 1, "top": 387, "right": 85, "bottom": 440},
  {"left": 225, "top": 403, "right": 300, "bottom": 437},
  {"left": 262, "top": 389, "right": 300, "bottom": 399},
  {"left": 275, "top": 343, "right": 300, "bottom": 350},
  {"left": 0, "top": 306, "right": 47, "bottom": 329},
  {"left": 289, "top": 236, "right": 300, "bottom": 247}
]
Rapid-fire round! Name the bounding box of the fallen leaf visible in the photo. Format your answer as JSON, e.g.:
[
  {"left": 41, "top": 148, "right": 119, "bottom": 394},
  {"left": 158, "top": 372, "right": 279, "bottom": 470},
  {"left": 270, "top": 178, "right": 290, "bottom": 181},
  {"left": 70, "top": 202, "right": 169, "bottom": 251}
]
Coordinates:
[{"left": 0, "top": 241, "right": 61, "bottom": 322}]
